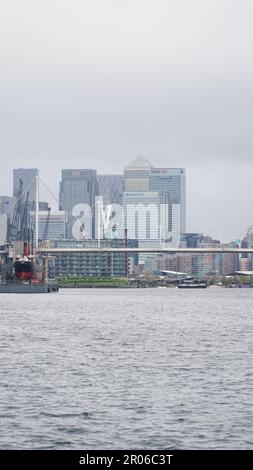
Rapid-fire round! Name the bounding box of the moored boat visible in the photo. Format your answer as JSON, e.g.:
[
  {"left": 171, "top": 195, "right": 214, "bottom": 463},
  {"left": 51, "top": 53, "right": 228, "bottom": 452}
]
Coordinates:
[
  {"left": 178, "top": 279, "right": 207, "bottom": 289},
  {"left": 14, "top": 256, "right": 34, "bottom": 281}
]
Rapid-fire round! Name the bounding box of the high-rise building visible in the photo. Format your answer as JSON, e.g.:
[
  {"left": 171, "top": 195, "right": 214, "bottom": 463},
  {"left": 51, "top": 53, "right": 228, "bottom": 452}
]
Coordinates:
[
  {"left": 30, "top": 211, "right": 67, "bottom": 241},
  {"left": 240, "top": 225, "right": 253, "bottom": 271},
  {"left": 181, "top": 233, "right": 202, "bottom": 248},
  {"left": 149, "top": 168, "right": 186, "bottom": 234},
  {"left": 195, "top": 236, "right": 221, "bottom": 277},
  {"left": 122, "top": 191, "right": 161, "bottom": 241},
  {"left": 219, "top": 246, "right": 239, "bottom": 275},
  {"left": 0, "top": 196, "right": 16, "bottom": 216},
  {"left": 124, "top": 156, "right": 152, "bottom": 192},
  {"left": 13, "top": 168, "right": 39, "bottom": 202},
  {"left": 123, "top": 157, "right": 186, "bottom": 264},
  {"left": 97, "top": 175, "right": 123, "bottom": 206},
  {"left": 145, "top": 253, "right": 195, "bottom": 275},
  {"left": 239, "top": 257, "right": 250, "bottom": 271},
  {"left": 124, "top": 159, "right": 186, "bottom": 234},
  {"left": 0, "top": 196, "right": 16, "bottom": 244},
  {"left": 59, "top": 169, "right": 98, "bottom": 238}
]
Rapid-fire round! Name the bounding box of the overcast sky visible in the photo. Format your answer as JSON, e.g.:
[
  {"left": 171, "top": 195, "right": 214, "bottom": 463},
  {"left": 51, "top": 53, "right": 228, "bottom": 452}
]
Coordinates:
[{"left": 0, "top": 0, "right": 252, "bottom": 241}]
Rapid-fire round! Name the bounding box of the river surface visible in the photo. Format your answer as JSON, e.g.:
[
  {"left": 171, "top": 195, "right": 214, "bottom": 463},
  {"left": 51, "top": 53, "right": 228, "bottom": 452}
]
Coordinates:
[{"left": 0, "top": 288, "right": 252, "bottom": 450}]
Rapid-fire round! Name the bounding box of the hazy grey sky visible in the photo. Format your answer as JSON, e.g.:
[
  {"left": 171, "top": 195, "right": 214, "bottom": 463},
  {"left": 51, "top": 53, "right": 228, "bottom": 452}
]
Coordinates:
[{"left": 0, "top": 0, "right": 253, "bottom": 241}]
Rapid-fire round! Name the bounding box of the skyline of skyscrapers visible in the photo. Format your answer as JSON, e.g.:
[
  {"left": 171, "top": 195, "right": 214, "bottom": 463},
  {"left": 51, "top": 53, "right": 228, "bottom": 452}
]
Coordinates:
[
  {"left": 2, "top": 159, "right": 187, "bottom": 248},
  {"left": 0, "top": 162, "right": 251, "bottom": 276}
]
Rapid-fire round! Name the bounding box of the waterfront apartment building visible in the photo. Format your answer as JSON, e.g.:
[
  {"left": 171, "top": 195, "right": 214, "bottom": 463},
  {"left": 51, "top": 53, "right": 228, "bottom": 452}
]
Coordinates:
[
  {"left": 145, "top": 253, "right": 196, "bottom": 276},
  {"left": 246, "top": 225, "right": 253, "bottom": 270},
  {"left": 219, "top": 246, "right": 239, "bottom": 275},
  {"left": 43, "top": 239, "right": 132, "bottom": 277},
  {"left": 194, "top": 236, "right": 221, "bottom": 277},
  {"left": 146, "top": 233, "right": 238, "bottom": 277},
  {"left": 237, "top": 225, "right": 253, "bottom": 271},
  {"left": 59, "top": 169, "right": 98, "bottom": 238}
]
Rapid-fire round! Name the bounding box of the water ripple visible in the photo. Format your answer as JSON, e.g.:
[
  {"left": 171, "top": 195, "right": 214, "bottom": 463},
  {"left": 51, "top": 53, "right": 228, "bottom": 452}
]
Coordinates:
[{"left": 0, "top": 288, "right": 252, "bottom": 449}]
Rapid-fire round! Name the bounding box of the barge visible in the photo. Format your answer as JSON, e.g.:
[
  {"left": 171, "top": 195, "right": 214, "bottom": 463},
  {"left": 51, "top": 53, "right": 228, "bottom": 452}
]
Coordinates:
[{"left": 0, "top": 281, "right": 58, "bottom": 294}]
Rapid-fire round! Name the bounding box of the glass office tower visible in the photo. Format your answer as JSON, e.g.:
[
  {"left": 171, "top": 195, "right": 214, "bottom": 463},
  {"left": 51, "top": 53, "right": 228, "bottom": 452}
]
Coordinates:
[{"left": 59, "top": 169, "right": 97, "bottom": 238}]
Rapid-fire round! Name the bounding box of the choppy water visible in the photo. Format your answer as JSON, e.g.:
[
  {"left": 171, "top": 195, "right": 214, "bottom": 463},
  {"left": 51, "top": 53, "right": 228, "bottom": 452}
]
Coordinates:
[{"left": 0, "top": 288, "right": 252, "bottom": 450}]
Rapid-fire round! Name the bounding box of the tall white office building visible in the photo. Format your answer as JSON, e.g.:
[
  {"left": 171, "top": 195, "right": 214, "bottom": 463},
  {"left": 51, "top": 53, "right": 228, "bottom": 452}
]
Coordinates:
[{"left": 123, "top": 157, "right": 186, "bottom": 265}]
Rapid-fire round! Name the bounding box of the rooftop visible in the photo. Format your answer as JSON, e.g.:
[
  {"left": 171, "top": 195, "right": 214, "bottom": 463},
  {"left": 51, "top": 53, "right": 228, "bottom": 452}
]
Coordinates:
[{"left": 126, "top": 155, "right": 153, "bottom": 169}]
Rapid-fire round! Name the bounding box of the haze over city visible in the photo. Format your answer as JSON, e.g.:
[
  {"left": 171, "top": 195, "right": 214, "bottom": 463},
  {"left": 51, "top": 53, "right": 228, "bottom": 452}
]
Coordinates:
[
  {"left": 1, "top": 0, "right": 253, "bottom": 241},
  {"left": 1, "top": 1, "right": 253, "bottom": 459}
]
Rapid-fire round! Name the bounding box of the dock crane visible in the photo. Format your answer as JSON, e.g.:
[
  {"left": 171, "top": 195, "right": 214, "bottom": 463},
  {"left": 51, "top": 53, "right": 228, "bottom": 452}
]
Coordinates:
[
  {"left": 7, "top": 179, "right": 24, "bottom": 243},
  {"left": 7, "top": 179, "right": 33, "bottom": 258}
]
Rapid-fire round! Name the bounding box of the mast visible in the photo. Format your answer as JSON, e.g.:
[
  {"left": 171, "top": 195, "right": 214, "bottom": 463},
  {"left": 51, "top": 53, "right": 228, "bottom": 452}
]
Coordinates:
[
  {"left": 97, "top": 197, "right": 101, "bottom": 249},
  {"left": 35, "top": 175, "right": 39, "bottom": 249},
  {"left": 42, "top": 207, "right": 51, "bottom": 241}
]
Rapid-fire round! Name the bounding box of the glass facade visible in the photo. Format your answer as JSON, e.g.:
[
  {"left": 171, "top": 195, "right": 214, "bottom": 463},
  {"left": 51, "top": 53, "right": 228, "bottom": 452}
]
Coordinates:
[
  {"left": 149, "top": 168, "right": 186, "bottom": 234},
  {"left": 123, "top": 158, "right": 186, "bottom": 264},
  {"left": 30, "top": 211, "right": 67, "bottom": 240},
  {"left": 59, "top": 169, "right": 98, "bottom": 238},
  {"left": 97, "top": 175, "right": 123, "bottom": 205}
]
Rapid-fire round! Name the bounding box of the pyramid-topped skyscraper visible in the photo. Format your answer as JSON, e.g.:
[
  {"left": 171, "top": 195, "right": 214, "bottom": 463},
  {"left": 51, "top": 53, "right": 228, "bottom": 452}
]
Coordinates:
[
  {"left": 124, "top": 155, "right": 153, "bottom": 192},
  {"left": 123, "top": 156, "right": 186, "bottom": 265}
]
